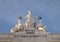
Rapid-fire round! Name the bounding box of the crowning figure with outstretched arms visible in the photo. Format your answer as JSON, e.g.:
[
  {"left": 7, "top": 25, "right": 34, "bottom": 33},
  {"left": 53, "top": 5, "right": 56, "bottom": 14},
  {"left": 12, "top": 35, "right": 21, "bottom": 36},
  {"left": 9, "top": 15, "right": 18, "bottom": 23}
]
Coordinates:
[{"left": 24, "top": 10, "right": 35, "bottom": 28}]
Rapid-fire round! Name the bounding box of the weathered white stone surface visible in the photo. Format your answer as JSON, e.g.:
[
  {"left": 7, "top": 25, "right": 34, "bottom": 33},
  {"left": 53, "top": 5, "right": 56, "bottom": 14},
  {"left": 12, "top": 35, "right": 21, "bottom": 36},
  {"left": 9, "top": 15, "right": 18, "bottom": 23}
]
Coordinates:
[{"left": 0, "top": 33, "right": 60, "bottom": 42}]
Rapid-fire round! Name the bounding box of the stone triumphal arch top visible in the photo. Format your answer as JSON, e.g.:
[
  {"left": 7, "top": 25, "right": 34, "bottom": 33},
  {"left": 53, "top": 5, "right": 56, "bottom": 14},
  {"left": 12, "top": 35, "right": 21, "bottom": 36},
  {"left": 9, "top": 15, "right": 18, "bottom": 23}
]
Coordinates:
[{"left": 0, "top": 10, "right": 60, "bottom": 42}]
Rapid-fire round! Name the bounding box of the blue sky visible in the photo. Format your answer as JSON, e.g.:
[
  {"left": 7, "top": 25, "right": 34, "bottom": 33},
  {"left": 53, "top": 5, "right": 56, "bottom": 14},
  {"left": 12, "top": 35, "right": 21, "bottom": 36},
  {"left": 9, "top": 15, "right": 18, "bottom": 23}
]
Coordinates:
[{"left": 0, "top": 0, "right": 60, "bottom": 33}]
